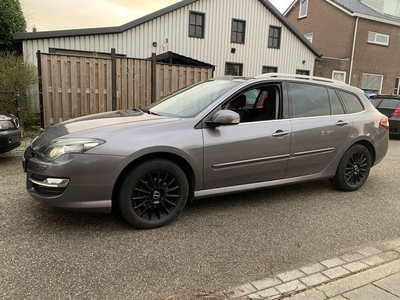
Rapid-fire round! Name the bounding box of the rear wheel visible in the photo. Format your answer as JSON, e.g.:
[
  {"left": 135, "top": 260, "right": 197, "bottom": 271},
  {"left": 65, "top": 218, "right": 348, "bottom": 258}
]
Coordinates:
[
  {"left": 330, "top": 144, "right": 371, "bottom": 191},
  {"left": 118, "top": 159, "right": 189, "bottom": 229}
]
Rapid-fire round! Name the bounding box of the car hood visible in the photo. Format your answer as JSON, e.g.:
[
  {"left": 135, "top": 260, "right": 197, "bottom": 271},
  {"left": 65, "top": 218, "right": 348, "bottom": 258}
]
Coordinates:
[
  {"left": 32, "top": 109, "right": 175, "bottom": 151},
  {"left": 0, "top": 111, "right": 16, "bottom": 120}
]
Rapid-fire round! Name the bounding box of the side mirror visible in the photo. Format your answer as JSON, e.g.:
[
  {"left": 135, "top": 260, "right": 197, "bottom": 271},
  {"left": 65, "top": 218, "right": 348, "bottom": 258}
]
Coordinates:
[{"left": 205, "top": 110, "right": 240, "bottom": 127}]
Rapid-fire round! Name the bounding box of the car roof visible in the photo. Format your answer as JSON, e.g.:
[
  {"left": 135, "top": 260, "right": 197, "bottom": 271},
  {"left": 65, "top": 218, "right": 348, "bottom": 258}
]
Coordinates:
[{"left": 212, "top": 73, "right": 365, "bottom": 96}]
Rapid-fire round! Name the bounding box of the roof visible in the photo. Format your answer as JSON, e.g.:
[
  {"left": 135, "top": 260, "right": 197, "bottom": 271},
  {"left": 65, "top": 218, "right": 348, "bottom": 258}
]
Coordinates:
[
  {"left": 153, "top": 51, "right": 215, "bottom": 68},
  {"left": 332, "top": 0, "right": 400, "bottom": 23},
  {"left": 286, "top": 0, "right": 400, "bottom": 24},
  {"left": 13, "top": 0, "right": 322, "bottom": 58}
]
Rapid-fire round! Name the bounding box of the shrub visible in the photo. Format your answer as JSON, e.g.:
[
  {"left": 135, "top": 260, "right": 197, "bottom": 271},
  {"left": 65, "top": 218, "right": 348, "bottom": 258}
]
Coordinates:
[{"left": 0, "top": 52, "right": 38, "bottom": 126}]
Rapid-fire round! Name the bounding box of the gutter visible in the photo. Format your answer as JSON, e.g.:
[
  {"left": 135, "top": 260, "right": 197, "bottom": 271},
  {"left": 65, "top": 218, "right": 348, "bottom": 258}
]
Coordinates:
[{"left": 349, "top": 17, "right": 359, "bottom": 85}]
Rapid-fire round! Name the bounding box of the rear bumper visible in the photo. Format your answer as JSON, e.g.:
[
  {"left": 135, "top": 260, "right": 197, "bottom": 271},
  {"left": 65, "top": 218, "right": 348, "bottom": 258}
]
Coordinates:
[{"left": 388, "top": 118, "right": 400, "bottom": 135}]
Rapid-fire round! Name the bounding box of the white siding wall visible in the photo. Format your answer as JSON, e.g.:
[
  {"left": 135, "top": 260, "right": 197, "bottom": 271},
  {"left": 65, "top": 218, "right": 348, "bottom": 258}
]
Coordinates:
[{"left": 23, "top": 0, "right": 316, "bottom": 77}]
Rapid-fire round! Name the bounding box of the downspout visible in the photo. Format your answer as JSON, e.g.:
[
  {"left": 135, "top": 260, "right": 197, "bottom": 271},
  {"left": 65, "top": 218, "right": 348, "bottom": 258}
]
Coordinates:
[{"left": 348, "top": 17, "right": 359, "bottom": 85}]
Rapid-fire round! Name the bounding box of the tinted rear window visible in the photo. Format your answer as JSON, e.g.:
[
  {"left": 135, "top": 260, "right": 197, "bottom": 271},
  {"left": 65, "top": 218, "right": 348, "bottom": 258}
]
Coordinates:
[
  {"left": 369, "top": 98, "right": 382, "bottom": 107},
  {"left": 339, "top": 91, "right": 364, "bottom": 113},
  {"left": 376, "top": 99, "right": 400, "bottom": 109}
]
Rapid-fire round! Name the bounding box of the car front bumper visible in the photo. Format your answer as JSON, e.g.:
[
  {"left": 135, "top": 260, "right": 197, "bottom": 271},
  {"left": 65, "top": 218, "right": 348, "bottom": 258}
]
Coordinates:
[
  {"left": 0, "top": 128, "right": 22, "bottom": 154},
  {"left": 23, "top": 146, "right": 130, "bottom": 213}
]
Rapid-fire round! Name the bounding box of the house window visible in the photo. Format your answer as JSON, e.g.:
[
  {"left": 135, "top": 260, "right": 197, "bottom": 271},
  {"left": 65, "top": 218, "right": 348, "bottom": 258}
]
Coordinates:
[
  {"left": 225, "top": 63, "right": 243, "bottom": 76},
  {"left": 231, "top": 19, "right": 246, "bottom": 44},
  {"left": 268, "top": 26, "right": 281, "bottom": 49},
  {"left": 394, "top": 77, "right": 400, "bottom": 94},
  {"left": 368, "top": 31, "right": 389, "bottom": 46},
  {"left": 304, "top": 32, "right": 313, "bottom": 43},
  {"left": 299, "top": 0, "right": 308, "bottom": 18},
  {"left": 189, "top": 12, "right": 205, "bottom": 38},
  {"left": 296, "top": 69, "right": 310, "bottom": 76},
  {"left": 262, "top": 66, "right": 278, "bottom": 73},
  {"left": 384, "top": 0, "right": 400, "bottom": 16},
  {"left": 361, "top": 73, "right": 383, "bottom": 94},
  {"left": 332, "top": 70, "right": 346, "bottom": 82}
]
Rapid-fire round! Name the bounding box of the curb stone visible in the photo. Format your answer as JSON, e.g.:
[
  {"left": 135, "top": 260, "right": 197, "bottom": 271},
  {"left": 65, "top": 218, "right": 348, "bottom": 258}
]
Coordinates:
[{"left": 215, "top": 238, "right": 400, "bottom": 300}]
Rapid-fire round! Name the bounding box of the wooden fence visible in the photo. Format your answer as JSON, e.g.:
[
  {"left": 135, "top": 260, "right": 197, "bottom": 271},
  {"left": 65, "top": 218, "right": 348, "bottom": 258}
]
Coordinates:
[{"left": 38, "top": 51, "right": 213, "bottom": 128}]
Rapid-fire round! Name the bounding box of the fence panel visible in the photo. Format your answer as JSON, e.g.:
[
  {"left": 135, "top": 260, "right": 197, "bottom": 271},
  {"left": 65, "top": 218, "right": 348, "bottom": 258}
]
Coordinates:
[{"left": 40, "top": 53, "right": 213, "bottom": 127}]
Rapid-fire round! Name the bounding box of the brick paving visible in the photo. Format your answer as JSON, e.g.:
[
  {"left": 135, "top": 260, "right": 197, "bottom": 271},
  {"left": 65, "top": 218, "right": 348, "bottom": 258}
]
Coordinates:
[
  {"left": 217, "top": 238, "right": 400, "bottom": 299},
  {"left": 3, "top": 133, "right": 400, "bottom": 300}
]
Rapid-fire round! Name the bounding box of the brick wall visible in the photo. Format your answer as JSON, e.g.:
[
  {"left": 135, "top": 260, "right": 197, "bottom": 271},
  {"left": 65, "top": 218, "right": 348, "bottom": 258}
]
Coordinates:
[
  {"left": 286, "top": 0, "right": 355, "bottom": 59},
  {"left": 286, "top": 0, "right": 400, "bottom": 94},
  {"left": 351, "top": 18, "right": 400, "bottom": 93}
]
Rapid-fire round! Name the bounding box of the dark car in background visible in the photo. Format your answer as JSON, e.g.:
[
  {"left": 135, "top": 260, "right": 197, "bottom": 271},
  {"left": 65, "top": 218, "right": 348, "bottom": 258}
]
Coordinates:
[
  {"left": 363, "top": 90, "right": 377, "bottom": 99},
  {"left": 0, "top": 111, "right": 22, "bottom": 154},
  {"left": 370, "top": 95, "right": 400, "bottom": 136}
]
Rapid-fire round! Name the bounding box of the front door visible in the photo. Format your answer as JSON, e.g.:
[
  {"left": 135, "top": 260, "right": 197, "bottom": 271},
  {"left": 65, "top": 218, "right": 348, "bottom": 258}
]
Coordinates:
[{"left": 202, "top": 119, "right": 292, "bottom": 189}]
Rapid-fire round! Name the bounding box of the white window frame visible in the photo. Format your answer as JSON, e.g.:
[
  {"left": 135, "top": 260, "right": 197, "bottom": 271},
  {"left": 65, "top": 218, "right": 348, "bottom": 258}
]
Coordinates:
[
  {"left": 361, "top": 73, "right": 384, "bottom": 94},
  {"left": 395, "top": 77, "right": 400, "bottom": 94},
  {"left": 368, "top": 31, "right": 390, "bottom": 46},
  {"left": 299, "top": 0, "right": 308, "bottom": 18},
  {"left": 332, "top": 70, "right": 346, "bottom": 82},
  {"left": 304, "top": 32, "right": 313, "bottom": 43}
]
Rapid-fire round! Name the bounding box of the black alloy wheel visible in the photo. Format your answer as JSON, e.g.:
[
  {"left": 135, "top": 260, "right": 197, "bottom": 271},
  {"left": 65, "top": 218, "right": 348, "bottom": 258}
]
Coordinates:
[
  {"left": 119, "top": 159, "right": 189, "bottom": 229},
  {"left": 133, "top": 170, "right": 180, "bottom": 220},
  {"left": 330, "top": 144, "right": 371, "bottom": 191}
]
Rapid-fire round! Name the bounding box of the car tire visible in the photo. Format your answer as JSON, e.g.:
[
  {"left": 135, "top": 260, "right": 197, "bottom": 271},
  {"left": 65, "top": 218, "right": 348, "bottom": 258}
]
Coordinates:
[
  {"left": 118, "top": 159, "right": 189, "bottom": 229},
  {"left": 330, "top": 144, "right": 371, "bottom": 191}
]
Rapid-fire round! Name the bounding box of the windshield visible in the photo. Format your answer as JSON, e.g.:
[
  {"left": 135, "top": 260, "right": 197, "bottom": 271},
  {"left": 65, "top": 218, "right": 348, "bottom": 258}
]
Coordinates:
[{"left": 146, "top": 79, "right": 241, "bottom": 117}]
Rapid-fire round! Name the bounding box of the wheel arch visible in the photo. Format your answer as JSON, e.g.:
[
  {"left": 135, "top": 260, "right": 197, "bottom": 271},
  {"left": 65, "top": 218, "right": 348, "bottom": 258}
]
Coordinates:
[
  {"left": 111, "top": 152, "right": 196, "bottom": 210},
  {"left": 353, "top": 140, "right": 376, "bottom": 166}
]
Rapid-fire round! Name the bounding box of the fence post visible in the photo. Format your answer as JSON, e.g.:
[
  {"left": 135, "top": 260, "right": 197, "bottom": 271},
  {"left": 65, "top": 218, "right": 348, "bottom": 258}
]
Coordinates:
[
  {"left": 16, "top": 93, "right": 20, "bottom": 121},
  {"left": 111, "top": 48, "right": 117, "bottom": 111},
  {"left": 36, "top": 50, "right": 45, "bottom": 128},
  {"left": 151, "top": 53, "right": 156, "bottom": 103}
]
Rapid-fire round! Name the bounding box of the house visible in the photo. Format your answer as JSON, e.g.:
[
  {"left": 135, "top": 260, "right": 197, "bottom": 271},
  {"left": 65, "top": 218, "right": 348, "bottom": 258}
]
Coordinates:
[
  {"left": 14, "top": 0, "right": 321, "bottom": 79},
  {"left": 285, "top": 0, "right": 400, "bottom": 94}
]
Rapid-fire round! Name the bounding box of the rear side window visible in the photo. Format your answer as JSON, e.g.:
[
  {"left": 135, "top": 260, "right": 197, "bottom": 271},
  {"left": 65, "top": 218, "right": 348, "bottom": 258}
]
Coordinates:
[
  {"left": 290, "top": 83, "right": 330, "bottom": 118},
  {"left": 339, "top": 91, "right": 364, "bottom": 113},
  {"left": 328, "top": 88, "right": 345, "bottom": 115}
]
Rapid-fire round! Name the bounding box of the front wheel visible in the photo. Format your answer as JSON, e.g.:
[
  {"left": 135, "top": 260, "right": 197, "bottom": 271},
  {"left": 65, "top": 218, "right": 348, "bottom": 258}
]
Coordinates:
[
  {"left": 330, "top": 144, "right": 371, "bottom": 191},
  {"left": 118, "top": 159, "right": 189, "bottom": 229}
]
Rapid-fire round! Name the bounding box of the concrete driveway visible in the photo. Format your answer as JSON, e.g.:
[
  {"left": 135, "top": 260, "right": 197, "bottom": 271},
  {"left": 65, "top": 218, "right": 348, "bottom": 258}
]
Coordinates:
[{"left": 1, "top": 139, "right": 400, "bottom": 299}]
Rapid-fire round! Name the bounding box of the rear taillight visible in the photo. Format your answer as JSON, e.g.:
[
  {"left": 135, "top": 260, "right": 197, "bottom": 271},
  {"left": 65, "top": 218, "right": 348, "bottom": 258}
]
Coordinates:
[
  {"left": 380, "top": 115, "right": 389, "bottom": 131},
  {"left": 393, "top": 107, "right": 400, "bottom": 117}
]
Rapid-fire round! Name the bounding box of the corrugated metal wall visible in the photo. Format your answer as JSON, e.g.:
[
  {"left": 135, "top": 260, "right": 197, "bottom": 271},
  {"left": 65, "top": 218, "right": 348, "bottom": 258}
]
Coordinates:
[{"left": 23, "top": 0, "right": 316, "bottom": 78}]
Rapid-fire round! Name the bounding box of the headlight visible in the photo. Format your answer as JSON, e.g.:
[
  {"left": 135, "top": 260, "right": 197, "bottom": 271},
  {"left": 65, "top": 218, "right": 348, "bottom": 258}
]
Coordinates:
[
  {"left": 38, "top": 138, "right": 105, "bottom": 161},
  {"left": 0, "top": 120, "right": 15, "bottom": 130}
]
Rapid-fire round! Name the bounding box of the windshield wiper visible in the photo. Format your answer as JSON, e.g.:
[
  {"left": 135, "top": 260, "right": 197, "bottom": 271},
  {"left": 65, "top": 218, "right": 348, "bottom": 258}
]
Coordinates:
[{"left": 147, "top": 109, "right": 161, "bottom": 116}]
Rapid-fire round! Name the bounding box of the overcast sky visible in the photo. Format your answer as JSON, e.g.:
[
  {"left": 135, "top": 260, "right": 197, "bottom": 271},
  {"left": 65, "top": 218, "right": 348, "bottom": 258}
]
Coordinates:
[{"left": 20, "top": 0, "right": 293, "bottom": 32}]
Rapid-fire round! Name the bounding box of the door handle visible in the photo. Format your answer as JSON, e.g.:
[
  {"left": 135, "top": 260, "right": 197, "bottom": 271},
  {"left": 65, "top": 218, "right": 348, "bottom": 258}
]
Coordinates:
[
  {"left": 272, "top": 130, "right": 290, "bottom": 137},
  {"left": 335, "top": 120, "right": 348, "bottom": 126}
]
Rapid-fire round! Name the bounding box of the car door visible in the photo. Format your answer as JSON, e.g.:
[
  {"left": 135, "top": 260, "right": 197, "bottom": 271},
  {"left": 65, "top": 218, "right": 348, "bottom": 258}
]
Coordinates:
[
  {"left": 202, "top": 84, "right": 292, "bottom": 190},
  {"left": 285, "top": 83, "right": 353, "bottom": 178},
  {"left": 202, "top": 120, "right": 292, "bottom": 189}
]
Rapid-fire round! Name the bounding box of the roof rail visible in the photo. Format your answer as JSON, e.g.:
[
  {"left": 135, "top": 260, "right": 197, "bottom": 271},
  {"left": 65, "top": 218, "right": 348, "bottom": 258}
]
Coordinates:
[{"left": 255, "top": 73, "right": 348, "bottom": 85}]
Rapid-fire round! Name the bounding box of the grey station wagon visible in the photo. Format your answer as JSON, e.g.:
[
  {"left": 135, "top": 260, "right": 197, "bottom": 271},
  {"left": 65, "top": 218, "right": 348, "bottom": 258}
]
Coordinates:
[{"left": 22, "top": 74, "right": 389, "bottom": 229}]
